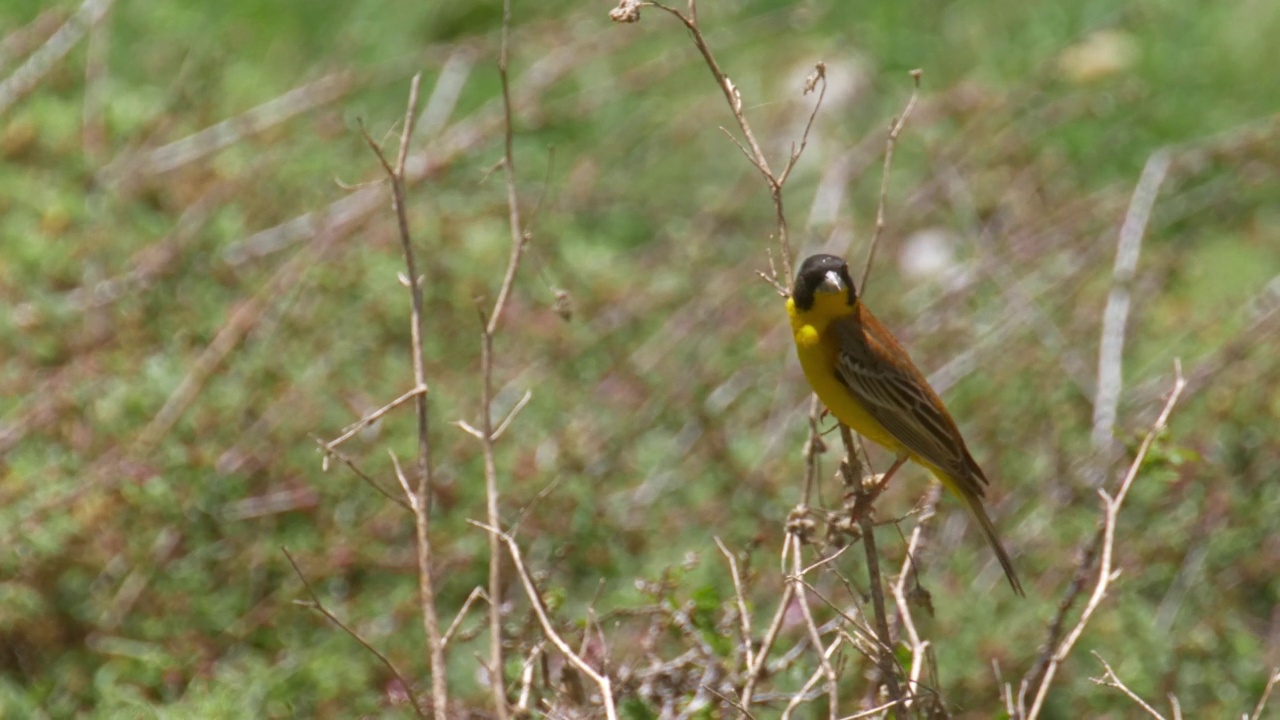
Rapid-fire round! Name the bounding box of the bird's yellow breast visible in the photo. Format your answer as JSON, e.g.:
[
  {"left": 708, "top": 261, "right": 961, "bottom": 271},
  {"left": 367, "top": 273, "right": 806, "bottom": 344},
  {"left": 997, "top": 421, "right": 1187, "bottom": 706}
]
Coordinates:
[{"left": 786, "top": 297, "right": 907, "bottom": 454}]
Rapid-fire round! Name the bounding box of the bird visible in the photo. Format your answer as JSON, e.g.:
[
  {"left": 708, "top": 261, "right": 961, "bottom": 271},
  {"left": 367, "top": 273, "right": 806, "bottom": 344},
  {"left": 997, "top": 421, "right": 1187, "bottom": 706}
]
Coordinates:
[{"left": 786, "top": 253, "right": 1023, "bottom": 595}]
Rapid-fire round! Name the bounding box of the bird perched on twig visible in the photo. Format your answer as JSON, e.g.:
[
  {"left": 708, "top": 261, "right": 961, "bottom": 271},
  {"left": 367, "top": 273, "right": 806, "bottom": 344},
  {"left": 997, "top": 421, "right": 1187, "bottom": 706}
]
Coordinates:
[{"left": 786, "top": 253, "right": 1023, "bottom": 595}]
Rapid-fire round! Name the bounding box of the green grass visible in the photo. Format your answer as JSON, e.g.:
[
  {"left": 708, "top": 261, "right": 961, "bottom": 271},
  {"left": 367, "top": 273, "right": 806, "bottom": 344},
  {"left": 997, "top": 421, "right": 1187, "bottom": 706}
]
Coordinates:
[{"left": 2, "top": 0, "right": 1279, "bottom": 716}]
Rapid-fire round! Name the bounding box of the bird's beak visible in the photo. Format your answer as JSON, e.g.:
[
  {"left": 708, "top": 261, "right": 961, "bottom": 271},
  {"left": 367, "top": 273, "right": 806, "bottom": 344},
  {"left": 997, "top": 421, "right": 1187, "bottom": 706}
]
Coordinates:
[{"left": 818, "top": 269, "right": 846, "bottom": 295}]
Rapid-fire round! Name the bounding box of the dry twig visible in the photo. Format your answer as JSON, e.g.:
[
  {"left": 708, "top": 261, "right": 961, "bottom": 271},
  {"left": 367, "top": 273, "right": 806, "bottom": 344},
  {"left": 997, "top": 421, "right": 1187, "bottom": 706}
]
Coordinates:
[
  {"left": 623, "top": 1, "right": 831, "bottom": 286},
  {"left": 1023, "top": 361, "right": 1187, "bottom": 719},
  {"left": 789, "top": 539, "right": 840, "bottom": 719},
  {"left": 714, "top": 536, "right": 755, "bottom": 673},
  {"left": 1021, "top": 149, "right": 1174, "bottom": 705},
  {"left": 1089, "top": 652, "right": 1168, "bottom": 720},
  {"left": 837, "top": 423, "right": 908, "bottom": 719},
  {"left": 472, "top": 522, "right": 619, "bottom": 720},
  {"left": 1252, "top": 668, "right": 1280, "bottom": 720},
  {"left": 889, "top": 485, "right": 942, "bottom": 714},
  {"left": 361, "top": 74, "right": 449, "bottom": 719},
  {"left": 859, "top": 69, "right": 922, "bottom": 294},
  {"left": 283, "top": 548, "right": 427, "bottom": 719}
]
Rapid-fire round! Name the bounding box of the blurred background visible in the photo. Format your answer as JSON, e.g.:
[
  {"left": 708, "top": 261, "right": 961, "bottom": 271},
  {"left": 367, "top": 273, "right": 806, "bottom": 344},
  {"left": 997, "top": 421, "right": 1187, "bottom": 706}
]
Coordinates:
[{"left": 1, "top": 0, "right": 1278, "bottom": 716}]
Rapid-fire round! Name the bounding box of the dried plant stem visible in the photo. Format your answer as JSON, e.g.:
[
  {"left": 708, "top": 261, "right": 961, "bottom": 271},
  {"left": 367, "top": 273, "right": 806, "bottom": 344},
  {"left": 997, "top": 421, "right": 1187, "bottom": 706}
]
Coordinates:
[
  {"left": 1090, "top": 652, "right": 1168, "bottom": 720},
  {"left": 1021, "top": 153, "right": 1172, "bottom": 705},
  {"left": 859, "top": 69, "right": 921, "bottom": 294},
  {"left": 741, "top": 582, "right": 796, "bottom": 711},
  {"left": 790, "top": 540, "right": 839, "bottom": 719},
  {"left": 1251, "top": 668, "right": 1280, "bottom": 720},
  {"left": 781, "top": 635, "right": 843, "bottom": 719},
  {"left": 316, "top": 441, "right": 409, "bottom": 510},
  {"left": 283, "top": 548, "right": 427, "bottom": 719},
  {"left": 714, "top": 536, "right": 754, "bottom": 672},
  {"left": 362, "top": 74, "right": 448, "bottom": 718},
  {"left": 1023, "top": 362, "right": 1186, "bottom": 720},
  {"left": 324, "top": 385, "right": 428, "bottom": 451},
  {"left": 489, "top": 0, "right": 528, "bottom": 337},
  {"left": 441, "top": 586, "right": 490, "bottom": 649},
  {"left": 838, "top": 424, "right": 904, "bottom": 719},
  {"left": 641, "top": 1, "right": 829, "bottom": 284},
  {"left": 858, "top": 510, "right": 903, "bottom": 719},
  {"left": 477, "top": 327, "right": 508, "bottom": 719},
  {"left": 890, "top": 485, "right": 941, "bottom": 712},
  {"left": 471, "top": 4, "right": 534, "bottom": 715},
  {"left": 473, "top": 522, "right": 619, "bottom": 720},
  {"left": 741, "top": 398, "right": 823, "bottom": 712}
]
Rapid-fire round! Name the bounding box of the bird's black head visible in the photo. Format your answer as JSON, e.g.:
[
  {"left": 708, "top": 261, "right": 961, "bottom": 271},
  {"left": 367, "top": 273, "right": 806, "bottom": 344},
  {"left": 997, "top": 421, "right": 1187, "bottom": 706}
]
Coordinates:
[{"left": 792, "top": 254, "right": 856, "bottom": 311}]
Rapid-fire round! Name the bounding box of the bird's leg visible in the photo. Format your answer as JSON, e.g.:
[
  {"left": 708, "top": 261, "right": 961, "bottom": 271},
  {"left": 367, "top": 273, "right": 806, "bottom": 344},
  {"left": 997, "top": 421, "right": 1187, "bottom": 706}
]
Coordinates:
[
  {"left": 876, "top": 454, "right": 908, "bottom": 490},
  {"left": 849, "top": 454, "right": 908, "bottom": 523}
]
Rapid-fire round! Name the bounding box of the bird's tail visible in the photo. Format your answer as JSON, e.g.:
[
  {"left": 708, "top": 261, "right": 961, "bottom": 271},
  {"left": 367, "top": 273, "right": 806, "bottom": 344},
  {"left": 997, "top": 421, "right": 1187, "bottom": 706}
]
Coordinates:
[
  {"left": 961, "top": 491, "right": 1024, "bottom": 596},
  {"left": 920, "top": 457, "right": 1025, "bottom": 596}
]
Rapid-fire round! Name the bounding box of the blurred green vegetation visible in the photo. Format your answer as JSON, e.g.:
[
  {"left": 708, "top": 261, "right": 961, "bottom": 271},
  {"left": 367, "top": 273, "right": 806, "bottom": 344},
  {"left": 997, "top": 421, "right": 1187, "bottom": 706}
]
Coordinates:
[{"left": 2, "top": 0, "right": 1278, "bottom": 717}]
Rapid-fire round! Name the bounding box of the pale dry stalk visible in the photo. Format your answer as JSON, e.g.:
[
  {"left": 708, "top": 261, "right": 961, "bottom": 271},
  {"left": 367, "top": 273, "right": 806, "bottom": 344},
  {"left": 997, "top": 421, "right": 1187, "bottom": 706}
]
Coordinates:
[{"left": 1023, "top": 362, "right": 1187, "bottom": 719}]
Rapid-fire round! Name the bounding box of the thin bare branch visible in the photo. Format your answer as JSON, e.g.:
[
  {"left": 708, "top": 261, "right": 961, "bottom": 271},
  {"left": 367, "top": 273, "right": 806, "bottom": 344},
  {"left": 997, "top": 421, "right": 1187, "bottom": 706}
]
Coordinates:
[
  {"left": 840, "top": 424, "right": 904, "bottom": 718},
  {"left": 487, "top": 0, "right": 529, "bottom": 338},
  {"left": 1090, "top": 652, "right": 1167, "bottom": 720},
  {"left": 471, "top": 5, "right": 537, "bottom": 715},
  {"left": 702, "top": 683, "right": 756, "bottom": 719},
  {"left": 283, "top": 548, "right": 427, "bottom": 719},
  {"left": 860, "top": 69, "right": 921, "bottom": 294},
  {"left": 1024, "top": 361, "right": 1187, "bottom": 719},
  {"left": 714, "top": 537, "right": 754, "bottom": 672},
  {"left": 741, "top": 582, "right": 796, "bottom": 711},
  {"left": 639, "top": 1, "right": 817, "bottom": 283},
  {"left": 514, "top": 642, "right": 544, "bottom": 714},
  {"left": 311, "top": 439, "right": 409, "bottom": 510},
  {"left": 491, "top": 389, "right": 533, "bottom": 442},
  {"left": 363, "top": 74, "right": 448, "bottom": 719},
  {"left": 471, "top": 521, "right": 619, "bottom": 720},
  {"left": 890, "top": 485, "right": 941, "bottom": 713},
  {"left": 454, "top": 420, "right": 485, "bottom": 439},
  {"left": 790, "top": 540, "right": 839, "bottom": 719},
  {"left": 1252, "top": 668, "right": 1280, "bottom": 720},
  {"left": 838, "top": 697, "right": 912, "bottom": 720},
  {"left": 324, "top": 385, "right": 428, "bottom": 451},
  {"left": 442, "top": 587, "right": 491, "bottom": 649},
  {"left": 781, "top": 635, "right": 843, "bottom": 720},
  {"left": 858, "top": 506, "right": 904, "bottom": 718},
  {"left": 777, "top": 62, "right": 827, "bottom": 187}
]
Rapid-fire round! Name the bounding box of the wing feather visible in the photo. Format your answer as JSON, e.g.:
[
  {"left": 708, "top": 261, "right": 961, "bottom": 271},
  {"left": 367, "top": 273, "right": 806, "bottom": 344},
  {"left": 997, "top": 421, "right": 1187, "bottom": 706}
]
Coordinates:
[{"left": 829, "top": 314, "right": 984, "bottom": 491}]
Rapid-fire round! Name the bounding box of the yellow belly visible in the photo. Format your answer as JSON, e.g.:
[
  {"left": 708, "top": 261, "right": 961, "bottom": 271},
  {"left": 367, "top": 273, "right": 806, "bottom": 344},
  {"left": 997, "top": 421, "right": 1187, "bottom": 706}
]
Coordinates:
[{"left": 790, "top": 320, "right": 908, "bottom": 456}]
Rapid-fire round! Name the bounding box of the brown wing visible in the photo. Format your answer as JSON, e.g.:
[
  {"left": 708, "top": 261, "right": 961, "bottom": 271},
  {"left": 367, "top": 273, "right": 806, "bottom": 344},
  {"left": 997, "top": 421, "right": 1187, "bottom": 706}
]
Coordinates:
[
  {"left": 831, "top": 307, "right": 1024, "bottom": 595},
  {"left": 828, "top": 309, "right": 987, "bottom": 493}
]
